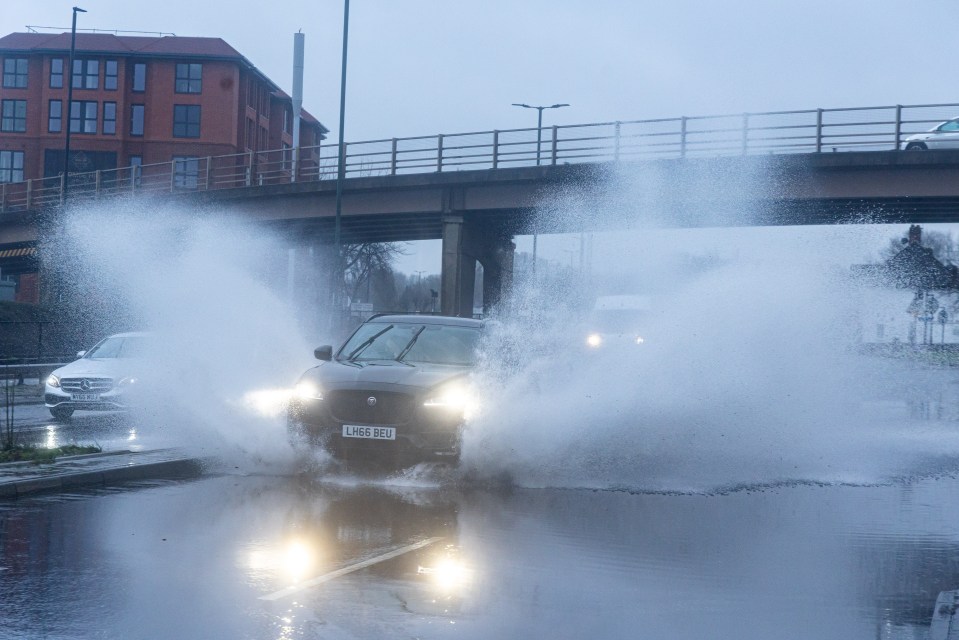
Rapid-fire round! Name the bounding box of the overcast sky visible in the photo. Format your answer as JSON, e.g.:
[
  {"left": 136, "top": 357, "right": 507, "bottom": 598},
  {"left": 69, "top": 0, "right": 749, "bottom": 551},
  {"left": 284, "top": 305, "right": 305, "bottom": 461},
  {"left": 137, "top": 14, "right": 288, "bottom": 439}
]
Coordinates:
[
  {"left": 3, "top": 1, "right": 956, "bottom": 274},
  {"left": 5, "top": 0, "right": 956, "bottom": 142}
]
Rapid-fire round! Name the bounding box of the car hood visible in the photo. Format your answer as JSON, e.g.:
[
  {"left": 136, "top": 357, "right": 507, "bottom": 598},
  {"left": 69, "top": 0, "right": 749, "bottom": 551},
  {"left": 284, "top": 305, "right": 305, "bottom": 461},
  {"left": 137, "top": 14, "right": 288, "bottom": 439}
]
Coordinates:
[
  {"left": 305, "top": 360, "right": 470, "bottom": 391},
  {"left": 52, "top": 358, "right": 140, "bottom": 379}
]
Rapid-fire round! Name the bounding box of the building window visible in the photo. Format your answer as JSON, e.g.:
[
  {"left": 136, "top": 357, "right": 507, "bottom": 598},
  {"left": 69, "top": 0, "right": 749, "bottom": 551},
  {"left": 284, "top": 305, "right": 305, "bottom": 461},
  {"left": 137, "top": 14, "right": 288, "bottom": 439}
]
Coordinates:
[
  {"left": 50, "top": 58, "right": 64, "bottom": 88},
  {"left": 1, "top": 100, "right": 26, "bottom": 132},
  {"left": 104, "top": 60, "right": 118, "bottom": 90},
  {"left": 132, "top": 63, "right": 146, "bottom": 92},
  {"left": 102, "top": 102, "right": 116, "bottom": 135},
  {"left": 70, "top": 101, "right": 98, "bottom": 134},
  {"left": 173, "top": 105, "right": 200, "bottom": 138},
  {"left": 48, "top": 100, "right": 62, "bottom": 133},
  {"left": 175, "top": 63, "right": 202, "bottom": 94},
  {"left": 72, "top": 59, "right": 99, "bottom": 89},
  {"left": 284, "top": 109, "right": 292, "bottom": 134},
  {"left": 0, "top": 151, "right": 24, "bottom": 183},
  {"left": 130, "top": 104, "right": 144, "bottom": 136},
  {"left": 2, "top": 58, "right": 28, "bottom": 89},
  {"left": 173, "top": 156, "right": 199, "bottom": 189}
]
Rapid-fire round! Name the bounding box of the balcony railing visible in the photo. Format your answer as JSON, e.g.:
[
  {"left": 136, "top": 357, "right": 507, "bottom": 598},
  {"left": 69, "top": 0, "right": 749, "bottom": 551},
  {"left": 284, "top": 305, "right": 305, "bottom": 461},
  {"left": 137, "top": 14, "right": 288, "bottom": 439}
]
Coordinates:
[{"left": 1, "top": 102, "right": 957, "bottom": 214}]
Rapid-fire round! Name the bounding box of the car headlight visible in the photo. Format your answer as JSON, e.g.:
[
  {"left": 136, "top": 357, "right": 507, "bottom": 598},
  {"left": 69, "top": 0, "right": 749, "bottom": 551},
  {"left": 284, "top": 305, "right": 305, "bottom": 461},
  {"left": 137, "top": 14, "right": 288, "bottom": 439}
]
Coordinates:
[
  {"left": 294, "top": 380, "right": 323, "bottom": 401},
  {"left": 117, "top": 376, "right": 138, "bottom": 387},
  {"left": 586, "top": 333, "right": 602, "bottom": 348},
  {"left": 635, "top": 336, "right": 645, "bottom": 345},
  {"left": 46, "top": 374, "right": 61, "bottom": 388},
  {"left": 423, "top": 381, "right": 477, "bottom": 419}
]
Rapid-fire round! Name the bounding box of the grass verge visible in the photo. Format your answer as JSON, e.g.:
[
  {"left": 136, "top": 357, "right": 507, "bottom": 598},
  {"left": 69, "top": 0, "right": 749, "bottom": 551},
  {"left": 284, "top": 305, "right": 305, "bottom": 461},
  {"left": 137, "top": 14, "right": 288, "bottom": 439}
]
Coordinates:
[{"left": 0, "top": 444, "right": 102, "bottom": 464}]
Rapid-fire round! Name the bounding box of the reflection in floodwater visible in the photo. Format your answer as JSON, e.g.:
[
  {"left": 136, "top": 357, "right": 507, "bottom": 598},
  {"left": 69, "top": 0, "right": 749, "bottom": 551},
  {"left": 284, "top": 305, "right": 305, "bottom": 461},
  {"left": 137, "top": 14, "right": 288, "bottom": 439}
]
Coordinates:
[{"left": 2, "top": 471, "right": 959, "bottom": 638}]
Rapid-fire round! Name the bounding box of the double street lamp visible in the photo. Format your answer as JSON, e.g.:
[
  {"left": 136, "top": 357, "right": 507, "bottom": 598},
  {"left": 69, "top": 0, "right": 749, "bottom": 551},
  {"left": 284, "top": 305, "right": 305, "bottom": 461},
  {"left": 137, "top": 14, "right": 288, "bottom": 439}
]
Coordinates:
[
  {"left": 511, "top": 102, "right": 569, "bottom": 279},
  {"left": 511, "top": 102, "right": 569, "bottom": 165},
  {"left": 62, "top": 6, "right": 86, "bottom": 203}
]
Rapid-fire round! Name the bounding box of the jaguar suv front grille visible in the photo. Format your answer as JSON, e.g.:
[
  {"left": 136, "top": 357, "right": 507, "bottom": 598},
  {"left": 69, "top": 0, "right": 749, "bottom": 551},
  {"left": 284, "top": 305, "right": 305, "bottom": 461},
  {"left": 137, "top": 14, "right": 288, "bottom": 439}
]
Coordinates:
[{"left": 327, "top": 390, "right": 414, "bottom": 425}]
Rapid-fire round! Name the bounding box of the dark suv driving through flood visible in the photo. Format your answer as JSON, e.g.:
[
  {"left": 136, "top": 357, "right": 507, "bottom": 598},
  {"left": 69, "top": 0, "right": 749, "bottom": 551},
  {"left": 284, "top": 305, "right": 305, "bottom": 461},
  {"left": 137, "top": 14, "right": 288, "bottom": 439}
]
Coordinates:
[{"left": 288, "top": 314, "right": 483, "bottom": 463}]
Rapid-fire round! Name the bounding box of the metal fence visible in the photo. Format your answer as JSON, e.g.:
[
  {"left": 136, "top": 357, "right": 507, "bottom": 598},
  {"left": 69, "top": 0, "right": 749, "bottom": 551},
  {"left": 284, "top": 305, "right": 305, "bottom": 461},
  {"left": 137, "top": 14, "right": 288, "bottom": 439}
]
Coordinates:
[
  {"left": 0, "top": 321, "right": 87, "bottom": 363},
  {"left": 2, "top": 102, "right": 958, "bottom": 214}
]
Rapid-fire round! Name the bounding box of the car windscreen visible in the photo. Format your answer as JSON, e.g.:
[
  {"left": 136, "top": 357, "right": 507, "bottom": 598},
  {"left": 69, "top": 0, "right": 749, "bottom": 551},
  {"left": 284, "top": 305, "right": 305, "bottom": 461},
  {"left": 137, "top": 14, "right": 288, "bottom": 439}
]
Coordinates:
[
  {"left": 85, "top": 336, "right": 150, "bottom": 359},
  {"left": 339, "top": 322, "right": 481, "bottom": 365},
  {"left": 589, "top": 309, "right": 647, "bottom": 333}
]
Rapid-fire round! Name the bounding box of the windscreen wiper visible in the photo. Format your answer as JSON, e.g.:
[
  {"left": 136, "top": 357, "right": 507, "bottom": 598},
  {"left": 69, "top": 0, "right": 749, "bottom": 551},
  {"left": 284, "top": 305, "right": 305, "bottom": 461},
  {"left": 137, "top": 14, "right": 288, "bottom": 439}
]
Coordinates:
[
  {"left": 395, "top": 325, "right": 426, "bottom": 362},
  {"left": 346, "top": 324, "right": 393, "bottom": 360}
]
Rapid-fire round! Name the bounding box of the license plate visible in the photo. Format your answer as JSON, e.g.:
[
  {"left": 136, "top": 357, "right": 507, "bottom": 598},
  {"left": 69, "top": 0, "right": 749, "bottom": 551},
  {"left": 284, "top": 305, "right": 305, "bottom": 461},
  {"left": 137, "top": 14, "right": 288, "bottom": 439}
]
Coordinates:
[
  {"left": 71, "top": 393, "right": 99, "bottom": 402},
  {"left": 342, "top": 425, "right": 396, "bottom": 440}
]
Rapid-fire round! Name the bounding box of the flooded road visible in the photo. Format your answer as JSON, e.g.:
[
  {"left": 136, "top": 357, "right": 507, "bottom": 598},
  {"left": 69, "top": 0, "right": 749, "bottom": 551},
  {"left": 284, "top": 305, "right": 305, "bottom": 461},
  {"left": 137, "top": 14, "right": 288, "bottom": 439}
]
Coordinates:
[{"left": 1, "top": 464, "right": 959, "bottom": 639}]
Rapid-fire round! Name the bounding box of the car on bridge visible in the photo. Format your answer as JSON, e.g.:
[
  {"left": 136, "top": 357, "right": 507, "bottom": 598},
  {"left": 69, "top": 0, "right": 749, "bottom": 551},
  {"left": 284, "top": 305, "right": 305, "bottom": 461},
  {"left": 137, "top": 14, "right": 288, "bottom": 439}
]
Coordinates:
[
  {"left": 902, "top": 117, "right": 959, "bottom": 150},
  {"left": 44, "top": 332, "right": 151, "bottom": 421},
  {"left": 288, "top": 314, "right": 483, "bottom": 465}
]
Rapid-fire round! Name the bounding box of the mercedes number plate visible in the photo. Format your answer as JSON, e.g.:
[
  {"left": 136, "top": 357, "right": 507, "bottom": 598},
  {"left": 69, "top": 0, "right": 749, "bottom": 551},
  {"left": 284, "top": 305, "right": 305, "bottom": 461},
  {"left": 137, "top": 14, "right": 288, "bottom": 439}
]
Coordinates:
[
  {"left": 71, "top": 393, "right": 99, "bottom": 402},
  {"left": 342, "top": 425, "right": 396, "bottom": 440}
]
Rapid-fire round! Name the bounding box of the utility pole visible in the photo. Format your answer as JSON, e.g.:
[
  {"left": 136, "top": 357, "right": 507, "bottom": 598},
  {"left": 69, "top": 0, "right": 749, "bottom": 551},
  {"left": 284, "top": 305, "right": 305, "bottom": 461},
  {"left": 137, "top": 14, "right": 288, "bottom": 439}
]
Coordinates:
[
  {"left": 62, "top": 6, "right": 86, "bottom": 203},
  {"left": 511, "top": 102, "right": 569, "bottom": 281},
  {"left": 331, "top": 0, "right": 350, "bottom": 329}
]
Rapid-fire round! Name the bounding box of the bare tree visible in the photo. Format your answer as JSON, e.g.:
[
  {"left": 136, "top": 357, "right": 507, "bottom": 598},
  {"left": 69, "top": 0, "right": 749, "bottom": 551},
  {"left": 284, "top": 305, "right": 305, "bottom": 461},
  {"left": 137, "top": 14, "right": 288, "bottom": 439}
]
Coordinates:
[{"left": 341, "top": 243, "right": 407, "bottom": 307}]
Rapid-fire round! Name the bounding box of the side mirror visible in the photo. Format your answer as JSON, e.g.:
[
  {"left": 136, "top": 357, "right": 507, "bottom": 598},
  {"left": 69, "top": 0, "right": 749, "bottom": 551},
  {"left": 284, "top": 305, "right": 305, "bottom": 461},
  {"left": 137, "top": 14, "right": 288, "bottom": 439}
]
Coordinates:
[
  {"left": 314, "top": 345, "right": 333, "bottom": 361},
  {"left": 76, "top": 350, "right": 86, "bottom": 358}
]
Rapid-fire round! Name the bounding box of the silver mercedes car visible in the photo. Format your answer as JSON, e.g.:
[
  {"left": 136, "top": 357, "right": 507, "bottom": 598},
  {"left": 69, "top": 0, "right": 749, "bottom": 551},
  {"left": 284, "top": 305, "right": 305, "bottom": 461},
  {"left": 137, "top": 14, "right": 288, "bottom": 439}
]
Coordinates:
[{"left": 44, "top": 332, "right": 151, "bottom": 420}]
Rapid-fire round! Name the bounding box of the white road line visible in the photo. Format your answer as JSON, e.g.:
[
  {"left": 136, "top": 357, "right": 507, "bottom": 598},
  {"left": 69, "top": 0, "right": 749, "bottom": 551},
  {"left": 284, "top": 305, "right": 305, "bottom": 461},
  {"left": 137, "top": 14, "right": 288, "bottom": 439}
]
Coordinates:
[{"left": 259, "top": 536, "right": 445, "bottom": 601}]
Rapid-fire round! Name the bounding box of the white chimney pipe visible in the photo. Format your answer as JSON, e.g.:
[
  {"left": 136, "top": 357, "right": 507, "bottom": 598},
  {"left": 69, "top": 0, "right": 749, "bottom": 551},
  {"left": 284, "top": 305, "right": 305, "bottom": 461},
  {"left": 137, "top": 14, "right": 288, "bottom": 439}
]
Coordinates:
[{"left": 291, "top": 31, "right": 305, "bottom": 182}]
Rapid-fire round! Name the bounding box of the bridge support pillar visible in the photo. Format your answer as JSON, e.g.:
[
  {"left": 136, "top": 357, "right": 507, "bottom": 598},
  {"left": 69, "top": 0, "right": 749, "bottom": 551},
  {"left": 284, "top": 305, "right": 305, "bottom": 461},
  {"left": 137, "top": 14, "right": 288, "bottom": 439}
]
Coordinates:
[
  {"left": 477, "top": 233, "right": 514, "bottom": 314},
  {"left": 441, "top": 215, "right": 475, "bottom": 317},
  {"left": 441, "top": 215, "right": 514, "bottom": 317}
]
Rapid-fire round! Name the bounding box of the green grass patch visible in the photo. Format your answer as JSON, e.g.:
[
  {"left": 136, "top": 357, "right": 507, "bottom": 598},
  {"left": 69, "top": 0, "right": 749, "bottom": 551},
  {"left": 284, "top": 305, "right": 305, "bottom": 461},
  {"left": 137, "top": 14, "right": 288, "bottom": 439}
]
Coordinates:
[{"left": 0, "top": 444, "right": 102, "bottom": 464}]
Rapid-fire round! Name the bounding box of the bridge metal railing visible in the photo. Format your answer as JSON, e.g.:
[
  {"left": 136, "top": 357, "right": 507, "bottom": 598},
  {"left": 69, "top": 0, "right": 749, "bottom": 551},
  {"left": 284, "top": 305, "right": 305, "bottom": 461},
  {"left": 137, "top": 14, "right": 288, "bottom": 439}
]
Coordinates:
[{"left": 1, "top": 102, "right": 958, "bottom": 213}]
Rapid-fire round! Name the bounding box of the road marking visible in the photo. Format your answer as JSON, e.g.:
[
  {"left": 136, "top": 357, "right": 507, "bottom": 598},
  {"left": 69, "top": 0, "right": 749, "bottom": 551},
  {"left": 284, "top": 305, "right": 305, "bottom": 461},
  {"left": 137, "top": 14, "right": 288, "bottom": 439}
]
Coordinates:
[{"left": 259, "top": 536, "right": 444, "bottom": 601}]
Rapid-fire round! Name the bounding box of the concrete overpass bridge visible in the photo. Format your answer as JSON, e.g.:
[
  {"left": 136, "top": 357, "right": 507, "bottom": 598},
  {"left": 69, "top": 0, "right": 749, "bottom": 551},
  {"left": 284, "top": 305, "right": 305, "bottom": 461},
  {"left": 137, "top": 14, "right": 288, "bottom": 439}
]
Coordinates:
[{"left": 4, "top": 102, "right": 959, "bottom": 316}]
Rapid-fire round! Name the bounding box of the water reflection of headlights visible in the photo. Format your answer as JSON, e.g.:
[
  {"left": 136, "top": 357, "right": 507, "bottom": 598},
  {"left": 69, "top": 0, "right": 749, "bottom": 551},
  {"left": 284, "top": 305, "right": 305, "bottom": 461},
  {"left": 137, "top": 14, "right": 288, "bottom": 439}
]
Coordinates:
[
  {"left": 423, "top": 382, "right": 478, "bottom": 419},
  {"left": 247, "top": 538, "right": 318, "bottom": 584},
  {"left": 283, "top": 540, "right": 316, "bottom": 583},
  {"left": 45, "top": 425, "right": 58, "bottom": 450},
  {"left": 417, "top": 558, "right": 472, "bottom": 592},
  {"left": 586, "top": 333, "right": 602, "bottom": 348}
]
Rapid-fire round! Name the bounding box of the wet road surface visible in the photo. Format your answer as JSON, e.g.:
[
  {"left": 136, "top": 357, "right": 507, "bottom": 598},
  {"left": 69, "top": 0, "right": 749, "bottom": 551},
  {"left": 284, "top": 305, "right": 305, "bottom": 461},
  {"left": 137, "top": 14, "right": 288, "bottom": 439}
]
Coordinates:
[{"left": 1, "top": 464, "right": 958, "bottom": 639}]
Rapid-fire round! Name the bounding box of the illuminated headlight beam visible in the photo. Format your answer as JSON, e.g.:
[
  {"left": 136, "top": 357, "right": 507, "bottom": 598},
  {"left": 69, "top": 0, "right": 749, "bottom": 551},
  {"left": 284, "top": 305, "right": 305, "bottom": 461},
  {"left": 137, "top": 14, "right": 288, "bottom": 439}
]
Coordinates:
[
  {"left": 243, "top": 388, "right": 295, "bottom": 417},
  {"left": 423, "top": 383, "right": 478, "bottom": 419}
]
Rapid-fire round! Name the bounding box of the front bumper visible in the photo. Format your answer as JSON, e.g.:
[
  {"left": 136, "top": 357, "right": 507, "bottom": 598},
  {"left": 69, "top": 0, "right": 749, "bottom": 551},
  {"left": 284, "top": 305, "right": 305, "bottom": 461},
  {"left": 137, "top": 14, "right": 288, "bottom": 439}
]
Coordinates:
[
  {"left": 44, "top": 387, "right": 130, "bottom": 412},
  {"left": 288, "top": 396, "right": 463, "bottom": 459}
]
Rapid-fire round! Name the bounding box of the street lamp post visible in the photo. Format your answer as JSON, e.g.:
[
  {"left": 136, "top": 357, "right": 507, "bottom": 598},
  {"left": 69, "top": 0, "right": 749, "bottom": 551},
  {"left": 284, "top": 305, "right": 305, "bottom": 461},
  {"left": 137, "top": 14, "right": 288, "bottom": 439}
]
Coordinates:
[
  {"left": 332, "top": 0, "right": 350, "bottom": 328},
  {"left": 62, "top": 6, "right": 86, "bottom": 203},
  {"left": 511, "top": 102, "right": 569, "bottom": 280},
  {"left": 511, "top": 102, "right": 569, "bottom": 165}
]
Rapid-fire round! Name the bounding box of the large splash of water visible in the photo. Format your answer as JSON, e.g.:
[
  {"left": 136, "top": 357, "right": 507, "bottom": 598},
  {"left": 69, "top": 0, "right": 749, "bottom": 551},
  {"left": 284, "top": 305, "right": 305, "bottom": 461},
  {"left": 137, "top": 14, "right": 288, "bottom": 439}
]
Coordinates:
[
  {"left": 459, "top": 163, "right": 959, "bottom": 492},
  {"left": 44, "top": 200, "right": 321, "bottom": 464},
  {"left": 44, "top": 165, "right": 959, "bottom": 493}
]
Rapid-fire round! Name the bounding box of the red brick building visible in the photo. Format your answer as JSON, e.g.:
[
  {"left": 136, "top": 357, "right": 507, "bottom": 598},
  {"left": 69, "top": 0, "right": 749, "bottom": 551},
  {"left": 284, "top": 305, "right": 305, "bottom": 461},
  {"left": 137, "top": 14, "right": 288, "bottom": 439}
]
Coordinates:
[
  {"left": 0, "top": 31, "right": 327, "bottom": 184},
  {"left": 0, "top": 31, "right": 327, "bottom": 303}
]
